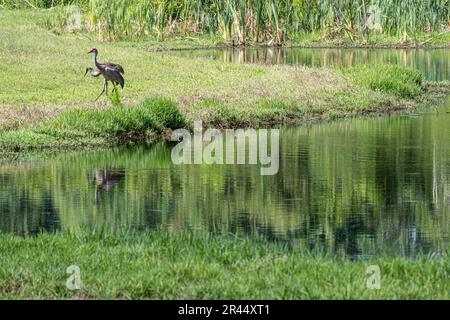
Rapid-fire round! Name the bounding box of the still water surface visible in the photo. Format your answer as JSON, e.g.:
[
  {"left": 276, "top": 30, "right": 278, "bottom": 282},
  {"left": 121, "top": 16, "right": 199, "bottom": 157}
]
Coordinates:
[
  {"left": 169, "top": 47, "right": 449, "bottom": 81},
  {"left": 0, "top": 48, "right": 449, "bottom": 258},
  {"left": 0, "top": 105, "right": 449, "bottom": 257}
]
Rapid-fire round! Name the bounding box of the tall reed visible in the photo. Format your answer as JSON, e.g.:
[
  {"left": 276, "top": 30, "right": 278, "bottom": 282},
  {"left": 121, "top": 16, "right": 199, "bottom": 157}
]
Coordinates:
[{"left": 9, "top": 0, "right": 449, "bottom": 43}]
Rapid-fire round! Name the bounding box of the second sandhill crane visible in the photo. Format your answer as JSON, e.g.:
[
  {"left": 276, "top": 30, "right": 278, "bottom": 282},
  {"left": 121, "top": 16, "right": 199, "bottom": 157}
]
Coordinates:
[
  {"left": 87, "top": 48, "right": 125, "bottom": 101},
  {"left": 84, "top": 67, "right": 100, "bottom": 78}
]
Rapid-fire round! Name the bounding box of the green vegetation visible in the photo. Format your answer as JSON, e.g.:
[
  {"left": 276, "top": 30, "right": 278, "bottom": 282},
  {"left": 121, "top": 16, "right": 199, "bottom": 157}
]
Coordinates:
[
  {"left": 0, "top": 229, "right": 448, "bottom": 299},
  {"left": 0, "top": 10, "right": 448, "bottom": 158},
  {"left": 0, "top": 0, "right": 450, "bottom": 46},
  {"left": 2, "top": 0, "right": 449, "bottom": 47},
  {"left": 0, "top": 0, "right": 86, "bottom": 8},
  {"left": 0, "top": 8, "right": 448, "bottom": 301},
  {"left": 0, "top": 97, "right": 186, "bottom": 155},
  {"left": 1, "top": 104, "right": 448, "bottom": 300},
  {"left": 40, "top": 97, "right": 185, "bottom": 141},
  {"left": 343, "top": 64, "right": 423, "bottom": 98}
]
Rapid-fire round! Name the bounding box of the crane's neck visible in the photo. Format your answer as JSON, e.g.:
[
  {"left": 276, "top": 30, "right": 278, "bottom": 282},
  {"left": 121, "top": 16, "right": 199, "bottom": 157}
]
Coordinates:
[{"left": 93, "top": 51, "right": 99, "bottom": 68}]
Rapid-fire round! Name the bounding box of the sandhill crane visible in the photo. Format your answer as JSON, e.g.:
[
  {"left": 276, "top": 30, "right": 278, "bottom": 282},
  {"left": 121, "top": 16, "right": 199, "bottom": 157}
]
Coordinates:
[
  {"left": 84, "top": 67, "right": 101, "bottom": 78},
  {"left": 87, "top": 48, "right": 125, "bottom": 101}
]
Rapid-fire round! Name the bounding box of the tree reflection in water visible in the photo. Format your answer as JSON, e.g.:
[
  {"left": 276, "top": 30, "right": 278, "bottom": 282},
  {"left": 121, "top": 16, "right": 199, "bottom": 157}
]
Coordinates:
[{"left": 0, "top": 108, "right": 448, "bottom": 258}]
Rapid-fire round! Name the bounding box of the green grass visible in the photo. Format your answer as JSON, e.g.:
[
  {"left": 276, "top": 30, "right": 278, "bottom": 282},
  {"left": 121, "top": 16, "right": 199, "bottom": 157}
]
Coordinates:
[
  {"left": 41, "top": 96, "right": 186, "bottom": 137},
  {"left": 0, "top": 97, "right": 186, "bottom": 154},
  {"left": 0, "top": 9, "right": 448, "bottom": 158},
  {"left": 343, "top": 64, "right": 423, "bottom": 98},
  {"left": 0, "top": 8, "right": 449, "bottom": 300},
  {"left": 0, "top": 229, "right": 448, "bottom": 299}
]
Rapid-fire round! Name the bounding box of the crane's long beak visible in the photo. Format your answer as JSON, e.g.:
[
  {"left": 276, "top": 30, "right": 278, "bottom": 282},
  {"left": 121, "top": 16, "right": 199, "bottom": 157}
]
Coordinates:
[{"left": 84, "top": 68, "right": 89, "bottom": 77}]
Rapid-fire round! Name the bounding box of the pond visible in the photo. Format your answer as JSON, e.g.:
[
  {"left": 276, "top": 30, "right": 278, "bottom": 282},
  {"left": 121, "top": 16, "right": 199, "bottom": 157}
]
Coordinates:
[
  {"left": 0, "top": 48, "right": 449, "bottom": 258},
  {"left": 168, "top": 47, "right": 449, "bottom": 81},
  {"left": 1, "top": 103, "right": 449, "bottom": 258}
]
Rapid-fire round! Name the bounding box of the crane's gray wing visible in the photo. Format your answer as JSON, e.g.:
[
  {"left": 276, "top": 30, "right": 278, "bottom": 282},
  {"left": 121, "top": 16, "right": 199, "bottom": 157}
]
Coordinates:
[
  {"left": 104, "top": 67, "right": 125, "bottom": 88},
  {"left": 105, "top": 63, "right": 124, "bottom": 74}
]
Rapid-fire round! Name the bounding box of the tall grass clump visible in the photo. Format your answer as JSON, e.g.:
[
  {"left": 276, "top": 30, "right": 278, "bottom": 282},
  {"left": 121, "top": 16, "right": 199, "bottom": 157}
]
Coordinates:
[
  {"left": 344, "top": 64, "right": 423, "bottom": 98},
  {"left": 0, "top": 97, "right": 186, "bottom": 153},
  {"left": 40, "top": 97, "right": 186, "bottom": 137},
  {"left": 59, "top": 0, "right": 450, "bottom": 44},
  {"left": 138, "top": 97, "right": 187, "bottom": 130}
]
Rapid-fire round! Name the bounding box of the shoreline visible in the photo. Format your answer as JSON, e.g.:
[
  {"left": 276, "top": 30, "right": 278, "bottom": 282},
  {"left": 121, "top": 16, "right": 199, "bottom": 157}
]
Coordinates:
[{"left": 0, "top": 82, "right": 448, "bottom": 163}]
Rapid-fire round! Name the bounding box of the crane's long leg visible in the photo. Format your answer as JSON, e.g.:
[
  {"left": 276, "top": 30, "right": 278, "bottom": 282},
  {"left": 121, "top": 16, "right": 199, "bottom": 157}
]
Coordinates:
[
  {"left": 105, "top": 81, "right": 109, "bottom": 96},
  {"left": 94, "top": 79, "right": 106, "bottom": 102}
]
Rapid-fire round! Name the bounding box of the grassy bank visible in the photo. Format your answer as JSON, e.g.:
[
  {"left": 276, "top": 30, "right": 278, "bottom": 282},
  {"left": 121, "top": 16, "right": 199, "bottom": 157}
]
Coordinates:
[
  {"left": 0, "top": 229, "right": 448, "bottom": 299},
  {"left": 1, "top": 10, "right": 448, "bottom": 159}
]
